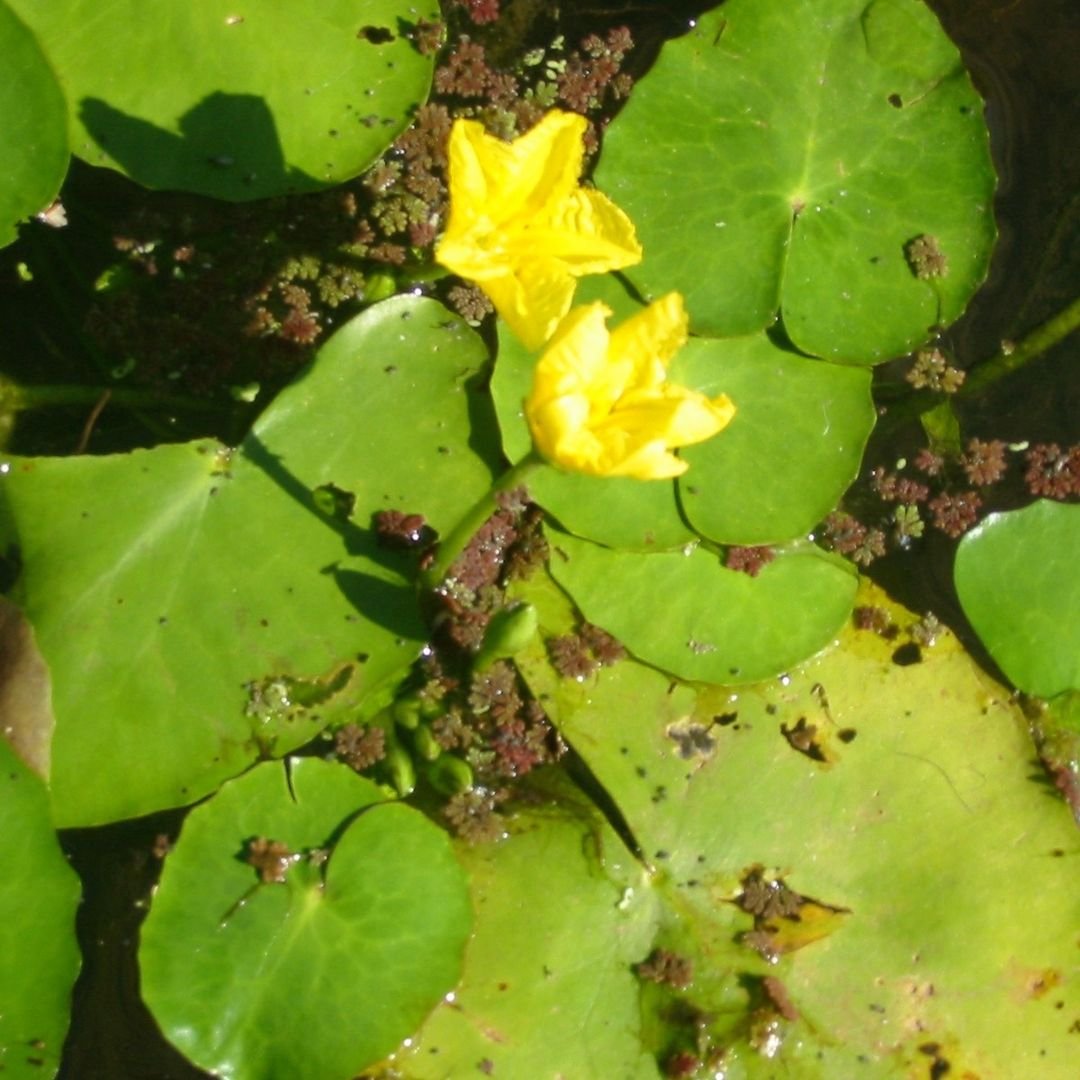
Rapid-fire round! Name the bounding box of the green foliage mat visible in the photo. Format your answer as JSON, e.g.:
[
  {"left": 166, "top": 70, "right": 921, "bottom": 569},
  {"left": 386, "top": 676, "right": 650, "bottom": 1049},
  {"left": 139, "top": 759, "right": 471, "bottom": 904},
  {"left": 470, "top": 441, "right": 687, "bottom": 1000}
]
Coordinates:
[{"left": 6, "top": 0, "right": 439, "bottom": 200}]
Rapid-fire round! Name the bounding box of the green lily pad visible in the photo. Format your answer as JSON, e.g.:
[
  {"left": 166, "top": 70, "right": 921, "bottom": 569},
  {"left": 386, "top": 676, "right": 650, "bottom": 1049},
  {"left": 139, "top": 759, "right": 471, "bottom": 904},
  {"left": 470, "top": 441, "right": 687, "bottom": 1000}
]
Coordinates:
[
  {"left": 548, "top": 529, "right": 857, "bottom": 683},
  {"left": 595, "top": 0, "right": 996, "bottom": 361},
  {"left": 8, "top": 0, "right": 437, "bottom": 200},
  {"left": 491, "top": 274, "right": 872, "bottom": 550},
  {"left": 0, "top": 736, "right": 81, "bottom": 1079},
  {"left": 0, "top": 296, "right": 501, "bottom": 825},
  {"left": 382, "top": 784, "right": 660, "bottom": 1079},
  {"left": 528, "top": 582, "right": 1080, "bottom": 1076},
  {"left": 0, "top": 0, "right": 69, "bottom": 248},
  {"left": 955, "top": 499, "right": 1080, "bottom": 698},
  {"left": 140, "top": 757, "right": 471, "bottom": 1079},
  {"left": 673, "top": 333, "right": 875, "bottom": 544}
]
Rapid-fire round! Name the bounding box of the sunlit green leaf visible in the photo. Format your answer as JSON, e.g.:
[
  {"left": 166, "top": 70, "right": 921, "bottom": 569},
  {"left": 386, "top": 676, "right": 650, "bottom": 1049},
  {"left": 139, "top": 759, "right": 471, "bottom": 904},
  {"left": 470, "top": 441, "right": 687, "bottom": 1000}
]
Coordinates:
[
  {"left": 673, "top": 333, "right": 875, "bottom": 544},
  {"left": 596, "top": 0, "right": 996, "bottom": 361},
  {"left": 548, "top": 529, "right": 857, "bottom": 683},
  {"left": 141, "top": 758, "right": 471, "bottom": 1080},
  {"left": 384, "top": 784, "right": 660, "bottom": 1079},
  {"left": 0, "top": 0, "right": 68, "bottom": 247},
  {"left": 0, "top": 296, "right": 501, "bottom": 825},
  {"left": 8, "top": 0, "right": 437, "bottom": 200},
  {"left": 0, "top": 737, "right": 81, "bottom": 1079},
  {"left": 955, "top": 499, "right": 1080, "bottom": 698}
]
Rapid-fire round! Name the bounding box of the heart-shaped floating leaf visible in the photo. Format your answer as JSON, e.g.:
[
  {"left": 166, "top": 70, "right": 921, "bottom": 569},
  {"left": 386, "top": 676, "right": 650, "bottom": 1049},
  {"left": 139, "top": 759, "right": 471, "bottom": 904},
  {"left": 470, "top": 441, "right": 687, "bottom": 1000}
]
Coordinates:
[
  {"left": 548, "top": 529, "right": 857, "bottom": 683},
  {"left": 8, "top": 0, "right": 437, "bottom": 200},
  {"left": 525, "top": 582, "right": 1080, "bottom": 1076},
  {"left": 673, "top": 333, "right": 875, "bottom": 544},
  {"left": 595, "top": 0, "right": 996, "bottom": 361},
  {"left": 140, "top": 757, "right": 471, "bottom": 1080},
  {"left": 382, "top": 781, "right": 660, "bottom": 1079},
  {"left": 493, "top": 272, "right": 873, "bottom": 548},
  {"left": 0, "top": 736, "right": 81, "bottom": 1079},
  {"left": 0, "top": 296, "right": 501, "bottom": 825},
  {"left": 955, "top": 499, "right": 1080, "bottom": 698},
  {"left": 0, "top": 0, "right": 68, "bottom": 247}
]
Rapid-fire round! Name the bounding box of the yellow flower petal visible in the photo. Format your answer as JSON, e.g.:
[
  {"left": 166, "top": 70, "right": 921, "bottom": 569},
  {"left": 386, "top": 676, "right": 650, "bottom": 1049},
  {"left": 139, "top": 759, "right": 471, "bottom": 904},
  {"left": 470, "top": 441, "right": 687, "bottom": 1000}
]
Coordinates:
[
  {"left": 502, "top": 110, "right": 587, "bottom": 218},
  {"left": 536, "top": 188, "right": 642, "bottom": 274},
  {"left": 435, "top": 110, "right": 643, "bottom": 350},
  {"left": 607, "top": 292, "right": 689, "bottom": 388},
  {"left": 479, "top": 262, "right": 579, "bottom": 352},
  {"left": 525, "top": 295, "right": 735, "bottom": 480}
]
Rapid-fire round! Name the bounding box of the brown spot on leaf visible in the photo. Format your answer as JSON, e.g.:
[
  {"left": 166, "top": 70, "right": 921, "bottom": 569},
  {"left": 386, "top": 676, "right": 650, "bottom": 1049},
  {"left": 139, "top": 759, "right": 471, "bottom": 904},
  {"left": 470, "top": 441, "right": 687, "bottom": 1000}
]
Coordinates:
[
  {"left": 892, "top": 642, "right": 923, "bottom": 666},
  {"left": 666, "top": 719, "right": 717, "bottom": 760},
  {"left": 358, "top": 25, "right": 394, "bottom": 44},
  {"left": 635, "top": 947, "right": 693, "bottom": 990},
  {"left": 736, "top": 865, "right": 850, "bottom": 958},
  {"left": 781, "top": 716, "right": 828, "bottom": 761},
  {"left": 906, "top": 234, "right": 949, "bottom": 279},
  {"left": 762, "top": 975, "right": 800, "bottom": 1021}
]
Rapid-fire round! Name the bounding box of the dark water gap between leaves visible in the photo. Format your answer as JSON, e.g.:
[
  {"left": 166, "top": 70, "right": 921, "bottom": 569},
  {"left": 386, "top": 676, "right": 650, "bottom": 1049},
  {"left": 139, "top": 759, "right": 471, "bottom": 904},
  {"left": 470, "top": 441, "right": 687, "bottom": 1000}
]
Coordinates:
[{"left": 59, "top": 809, "right": 211, "bottom": 1080}]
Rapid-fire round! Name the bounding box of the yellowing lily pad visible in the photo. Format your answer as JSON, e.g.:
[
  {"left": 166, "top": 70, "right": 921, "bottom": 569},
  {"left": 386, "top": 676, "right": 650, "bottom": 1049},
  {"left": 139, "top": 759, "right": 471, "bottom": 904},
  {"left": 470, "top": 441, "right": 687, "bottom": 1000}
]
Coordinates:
[{"left": 523, "top": 581, "right": 1080, "bottom": 1076}]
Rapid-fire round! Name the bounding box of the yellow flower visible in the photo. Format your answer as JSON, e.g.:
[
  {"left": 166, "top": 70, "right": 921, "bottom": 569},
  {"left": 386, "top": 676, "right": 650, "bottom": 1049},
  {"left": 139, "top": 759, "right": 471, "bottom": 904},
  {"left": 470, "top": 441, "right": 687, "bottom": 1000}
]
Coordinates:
[
  {"left": 525, "top": 293, "right": 735, "bottom": 480},
  {"left": 435, "top": 110, "right": 642, "bottom": 350}
]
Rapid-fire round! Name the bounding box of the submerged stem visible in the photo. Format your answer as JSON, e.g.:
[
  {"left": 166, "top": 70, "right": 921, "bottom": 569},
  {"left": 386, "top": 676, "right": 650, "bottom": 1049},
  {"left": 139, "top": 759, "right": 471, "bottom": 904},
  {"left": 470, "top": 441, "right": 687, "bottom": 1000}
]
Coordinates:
[
  {"left": 961, "top": 293, "right": 1080, "bottom": 395},
  {"left": 2, "top": 380, "right": 227, "bottom": 414}
]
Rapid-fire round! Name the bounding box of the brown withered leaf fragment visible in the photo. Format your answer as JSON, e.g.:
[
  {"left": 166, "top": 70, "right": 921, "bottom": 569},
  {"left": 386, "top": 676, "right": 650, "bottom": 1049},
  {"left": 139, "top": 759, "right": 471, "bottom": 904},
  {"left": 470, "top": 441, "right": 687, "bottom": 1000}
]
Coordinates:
[{"left": 0, "top": 596, "right": 54, "bottom": 779}]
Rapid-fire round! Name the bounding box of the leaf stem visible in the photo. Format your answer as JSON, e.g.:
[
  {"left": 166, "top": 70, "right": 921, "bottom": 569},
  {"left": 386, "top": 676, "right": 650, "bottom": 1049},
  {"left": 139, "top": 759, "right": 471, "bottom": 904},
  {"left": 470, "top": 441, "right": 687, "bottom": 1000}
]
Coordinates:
[
  {"left": 422, "top": 453, "right": 545, "bottom": 591},
  {"left": 1, "top": 380, "right": 228, "bottom": 414},
  {"left": 397, "top": 263, "right": 451, "bottom": 289},
  {"left": 961, "top": 293, "right": 1080, "bottom": 396}
]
